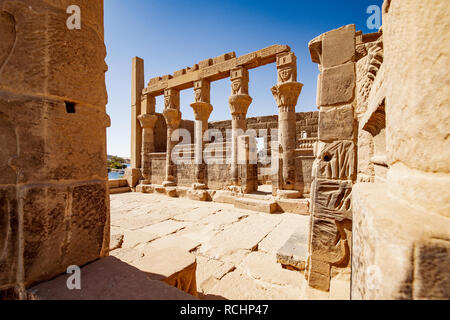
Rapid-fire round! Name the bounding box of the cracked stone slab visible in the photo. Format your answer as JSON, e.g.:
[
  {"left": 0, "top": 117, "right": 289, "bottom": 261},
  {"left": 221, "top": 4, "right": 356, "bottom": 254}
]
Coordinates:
[
  {"left": 137, "top": 219, "right": 190, "bottom": 238},
  {"left": 240, "top": 252, "right": 305, "bottom": 288},
  {"left": 200, "top": 215, "right": 280, "bottom": 258},
  {"left": 276, "top": 228, "right": 309, "bottom": 271},
  {"left": 259, "top": 214, "right": 309, "bottom": 255},
  {"left": 144, "top": 234, "right": 201, "bottom": 253}
]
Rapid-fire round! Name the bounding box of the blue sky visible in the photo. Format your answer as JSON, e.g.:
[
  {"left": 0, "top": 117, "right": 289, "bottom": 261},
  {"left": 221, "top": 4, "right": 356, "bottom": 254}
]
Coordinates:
[{"left": 105, "top": 0, "right": 383, "bottom": 158}]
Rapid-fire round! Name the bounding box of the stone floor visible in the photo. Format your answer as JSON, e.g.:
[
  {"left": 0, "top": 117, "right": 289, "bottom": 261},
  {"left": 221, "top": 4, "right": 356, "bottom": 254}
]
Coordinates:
[{"left": 109, "top": 192, "right": 350, "bottom": 300}]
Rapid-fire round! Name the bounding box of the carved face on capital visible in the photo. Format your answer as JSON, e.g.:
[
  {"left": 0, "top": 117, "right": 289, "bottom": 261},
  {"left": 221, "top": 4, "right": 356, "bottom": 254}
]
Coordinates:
[
  {"left": 231, "top": 81, "right": 242, "bottom": 95},
  {"left": 280, "top": 69, "right": 292, "bottom": 82},
  {"left": 164, "top": 89, "right": 180, "bottom": 109},
  {"left": 164, "top": 95, "right": 170, "bottom": 108},
  {"left": 194, "top": 89, "right": 202, "bottom": 102},
  {"left": 279, "top": 67, "right": 295, "bottom": 83}
]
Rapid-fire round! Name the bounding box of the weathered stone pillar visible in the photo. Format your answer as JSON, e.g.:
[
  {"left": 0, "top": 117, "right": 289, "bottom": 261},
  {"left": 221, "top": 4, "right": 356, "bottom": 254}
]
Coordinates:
[
  {"left": 229, "top": 67, "right": 252, "bottom": 186},
  {"left": 190, "top": 80, "right": 213, "bottom": 189},
  {"left": 162, "top": 88, "right": 181, "bottom": 187},
  {"left": 271, "top": 52, "right": 303, "bottom": 192},
  {"left": 138, "top": 93, "right": 157, "bottom": 184},
  {"left": 131, "top": 57, "right": 144, "bottom": 169},
  {"left": 306, "top": 25, "right": 357, "bottom": 292},
  {"left": 138, "top": 93, "right": 158, "bottom": 185},
  {"left": 0, "top": 0, "right": 109, "bottom": 297}
]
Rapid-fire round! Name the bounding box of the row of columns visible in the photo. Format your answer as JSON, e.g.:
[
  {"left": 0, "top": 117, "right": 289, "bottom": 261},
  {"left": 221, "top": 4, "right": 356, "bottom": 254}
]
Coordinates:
[{"left": 134, "top": 52, "right": 302, "bottom": 193}]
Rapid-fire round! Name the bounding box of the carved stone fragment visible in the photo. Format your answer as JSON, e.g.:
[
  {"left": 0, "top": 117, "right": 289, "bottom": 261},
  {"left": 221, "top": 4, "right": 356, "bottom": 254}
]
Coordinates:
[{"left": 316, "top": 141, "right": 356, "bottom": 181}]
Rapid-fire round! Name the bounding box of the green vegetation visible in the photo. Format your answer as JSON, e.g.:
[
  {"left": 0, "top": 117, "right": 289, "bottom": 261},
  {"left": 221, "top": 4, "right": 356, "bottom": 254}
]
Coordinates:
[{"left": 108, "top": 156, "right": 127, "bottom": 170}]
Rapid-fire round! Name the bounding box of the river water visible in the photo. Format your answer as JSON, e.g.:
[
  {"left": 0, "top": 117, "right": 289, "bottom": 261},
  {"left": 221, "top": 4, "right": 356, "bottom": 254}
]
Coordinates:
[{"left": 108, "top": 164, "right": 130, "bottom": 180}]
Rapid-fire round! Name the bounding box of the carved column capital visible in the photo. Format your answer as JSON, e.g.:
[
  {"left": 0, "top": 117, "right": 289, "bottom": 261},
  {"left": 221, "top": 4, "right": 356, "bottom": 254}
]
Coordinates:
[
  {"left": 164, "top": 88, "right": 180, "bottom": 110},
  {"left": 228, "top": 94, "right": 252, "bottom": 119},
  {"left": 230, "top": 67, "right": 249, "bottom": 95},
  {"left": 276, "top": 52, "right": 299, "bottom": 84},
  {"left": 271, "top": 82, "right": 303, "bottom": 111},
  {"left": 141, "top": 93, "right": 156, "bottom": 114},
  {"left": 163, "top": 108, "right": 182, "bottom": 129},
  {"left": 193, "top": 79, "right": 211, "bottom": 104},
  {"left": 190, "top": 102, "right": 213, "bottom": 122},
  {"left": 137, "top": 114, "right": 158, "bottom": 129}
]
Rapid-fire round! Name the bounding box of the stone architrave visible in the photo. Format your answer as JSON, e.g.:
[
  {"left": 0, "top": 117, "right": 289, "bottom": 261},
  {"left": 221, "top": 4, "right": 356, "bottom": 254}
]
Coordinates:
[
  {"left": 271, "top": 52, "right": 303, "bottom": 190},
  {"left": 138, "top": 113, "right": 158, "bottom": 184},
  {"left": 228, "top": 67, "right": 252, "bottom": 186},
  {"left": 190, "top": 79, "right": 213, "bottom": 189},
  {"left": 162, "top": 88, "right": 181, "bottom": 187}
]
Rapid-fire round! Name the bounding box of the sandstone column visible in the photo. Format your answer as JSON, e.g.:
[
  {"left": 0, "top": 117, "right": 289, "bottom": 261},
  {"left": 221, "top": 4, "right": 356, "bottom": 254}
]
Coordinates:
[
  {"left": 190, "top": 79, "right": 213, "bottom": 189},
  {"left": 0, "top": 0, "right": 109, "bottom": 297},
  {"left": 138, "top": 93, "right": 158, "bottom": 184},
  {"left": 162, "top": 88, "right": 182, "bottom": 187},
  {"left": 271, "top": 52, "right": 303, "bottom": 192},
  {"left": 229, "top": 67, "right": 252, "bottom": 186},
  {"left": 131, "top": 57, "right": 144, "bottom": 169}
]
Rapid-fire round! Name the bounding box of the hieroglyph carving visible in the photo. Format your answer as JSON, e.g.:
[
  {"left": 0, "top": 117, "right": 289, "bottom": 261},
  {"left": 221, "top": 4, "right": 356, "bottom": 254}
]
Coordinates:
[{"left": 316, "top": 141, "right": 356, "bottom": 181}]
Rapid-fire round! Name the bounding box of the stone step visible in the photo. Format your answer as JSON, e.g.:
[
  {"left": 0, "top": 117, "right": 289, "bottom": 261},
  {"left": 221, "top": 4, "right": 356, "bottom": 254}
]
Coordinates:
[
  {"left": 212, "top": 190, "right": 235, "bottom": 204},
  {"left": 276, "top": 229, "right": 308, "bottom": 271},
  {"left": 133, "top": 247, "right": 198, "bottom": 296},
  {"left": 276, "top": 198, "right": 310, "bottom": 215},
  {"left": 109, "top": 186, "right": 131, "bottom": 194},
  {"left": 27, "top": 256, "right": 196, "bottom": 300},
  {"left": 234, "top": 197, "right": 280, "bottom": 214},
  {"left": 276, "top": 190, "right": 302, "bottom": 199}
]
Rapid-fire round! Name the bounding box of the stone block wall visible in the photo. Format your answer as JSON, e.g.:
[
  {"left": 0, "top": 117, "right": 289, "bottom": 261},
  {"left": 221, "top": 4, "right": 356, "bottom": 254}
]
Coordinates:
[
  {"left": 0, "top": 0, "right": 109, "bottom": 296},
  {"left": 209, "top": 112, "right": 318, "bottom": 142},
  {"left": 207, "top": 163, "right": 232, "bottom": 190},
  {"left": 149, "top": 154, "right": 166, "bottom": 185},
  {"left": 351, "top": 0, "right": 450, "bottom": 300},
  {"left": 153, "top": 113, "right": 194, "bottom": 153}
]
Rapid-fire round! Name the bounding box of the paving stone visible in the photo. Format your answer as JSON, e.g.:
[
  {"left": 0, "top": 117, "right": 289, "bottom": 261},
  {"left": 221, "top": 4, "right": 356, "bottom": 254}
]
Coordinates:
[
  {"left": 240, "top": 252, "right": 305, "bottom": 288},
  {"left": 137, "top": 219, "right": 190, "bottom": 238},
  {"left": 259, "top": 214, "right": 309, "bottom": 255},
  {"left": 28, "top": 256, "right": 194, "bottom": 300},
  {"left": 201, "top": 215, "right": 280, "bottom": 258},
  {"left": 144, "top": 234, "right": 201, "bottom": 252},
  {"left": 173, "top": 207, "right": 216, "bottom": 222},
  {"left": 276, "top": 228, "right": 309, "bottom": 271},
  {"left": 207, "top": 269, "right": 302, "bottom": 300},
  {"left": 133, "top": 247, "right": 198, "bottom": 296}
]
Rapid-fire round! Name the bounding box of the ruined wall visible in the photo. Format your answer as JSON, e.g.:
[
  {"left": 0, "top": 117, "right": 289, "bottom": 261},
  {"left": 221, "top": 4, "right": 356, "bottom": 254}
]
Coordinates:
[
  {"left": 306, "top": 25, "right": 357, "bottom": 292},
  {"left": 352, "top": 0, "right": 450, "bottom": 300},
  {"left": 0, "top": 0, "right": 109, "bottom": 296},
  {"left": 209, "top": 112, "right": 318, "bottom": 140}
]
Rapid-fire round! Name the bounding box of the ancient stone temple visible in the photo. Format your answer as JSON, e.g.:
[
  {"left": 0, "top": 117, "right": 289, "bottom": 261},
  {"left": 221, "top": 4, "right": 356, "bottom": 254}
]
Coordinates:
[
  {"left": 0, "top": 0, "right": 448, "bottom": 301},
  {"left": 128, "top": 45, "right": 318, "bottom": 209}
]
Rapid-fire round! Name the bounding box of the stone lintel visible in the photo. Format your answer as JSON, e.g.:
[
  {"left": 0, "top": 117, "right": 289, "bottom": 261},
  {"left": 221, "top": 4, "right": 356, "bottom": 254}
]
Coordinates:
[{"left": 144, "top": 45, "right": 291, "bottom": 96}]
